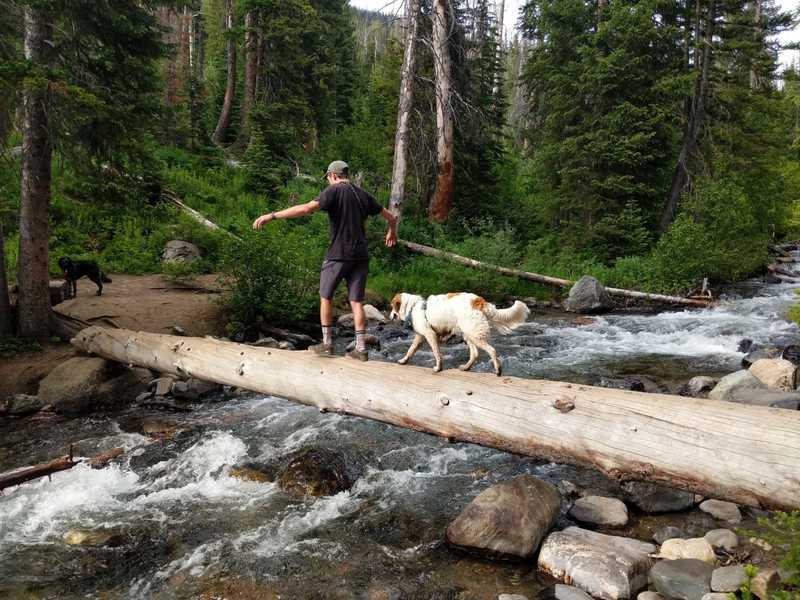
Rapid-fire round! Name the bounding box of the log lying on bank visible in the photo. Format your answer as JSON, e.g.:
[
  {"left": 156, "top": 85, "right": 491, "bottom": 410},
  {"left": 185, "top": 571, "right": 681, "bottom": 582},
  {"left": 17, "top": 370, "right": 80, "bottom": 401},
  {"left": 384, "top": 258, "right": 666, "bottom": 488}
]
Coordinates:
[
  {"left": 398, "top": 240, "right": 712, "bottom": 308},
  {"left": 73, "top": 326, "right": 800, "bottom": 510},
  {"left": 162, "top": 189, "right": 241, "bottom": 240},
  {"left": 0, "top": 447, "right": 124, "bottom": 492}
]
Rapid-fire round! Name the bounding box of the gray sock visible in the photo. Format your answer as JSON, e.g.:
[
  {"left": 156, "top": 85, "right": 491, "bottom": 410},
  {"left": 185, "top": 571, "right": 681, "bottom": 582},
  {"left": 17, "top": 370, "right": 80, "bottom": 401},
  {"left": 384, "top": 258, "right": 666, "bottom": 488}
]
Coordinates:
[
  {"left": 355, "top": 330, "right": 367, "bottom": 352},
  {"left": 322, "top": 326, "right": 333, "bottom": 347}
]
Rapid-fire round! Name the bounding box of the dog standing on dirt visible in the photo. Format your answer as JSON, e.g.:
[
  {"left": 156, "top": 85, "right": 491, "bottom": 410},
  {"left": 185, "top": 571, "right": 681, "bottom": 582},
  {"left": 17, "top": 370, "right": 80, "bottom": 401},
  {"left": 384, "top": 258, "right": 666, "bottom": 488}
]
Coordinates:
[
  {"left": 58, "top": 257, "right": 112, "bottom": 298},
  {"left": 389, "top": 292, "right": 530, "bottom": 376}
]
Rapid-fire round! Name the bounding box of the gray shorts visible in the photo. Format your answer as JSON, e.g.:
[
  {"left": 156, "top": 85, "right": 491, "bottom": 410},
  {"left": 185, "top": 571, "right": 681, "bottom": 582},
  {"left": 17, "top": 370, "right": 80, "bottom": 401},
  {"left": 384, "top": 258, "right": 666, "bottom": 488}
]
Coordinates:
[{"left": 320, "top": 260, "right": 369, "bottom": 302}]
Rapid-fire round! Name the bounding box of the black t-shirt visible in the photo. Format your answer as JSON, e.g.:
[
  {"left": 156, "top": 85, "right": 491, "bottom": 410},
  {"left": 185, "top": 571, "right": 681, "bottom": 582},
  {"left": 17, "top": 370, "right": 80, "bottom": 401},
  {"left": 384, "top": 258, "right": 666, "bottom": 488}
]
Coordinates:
[{"left": 317, "top": 182, "right": 383, "bottom": 261}]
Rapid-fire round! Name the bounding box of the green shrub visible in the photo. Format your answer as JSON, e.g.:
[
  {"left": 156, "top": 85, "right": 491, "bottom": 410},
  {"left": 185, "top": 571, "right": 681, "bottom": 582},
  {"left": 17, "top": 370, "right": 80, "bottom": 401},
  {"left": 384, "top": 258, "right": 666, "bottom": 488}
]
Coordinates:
[{"left": 741, "top": 511, "right": 800, "bottom": 599}]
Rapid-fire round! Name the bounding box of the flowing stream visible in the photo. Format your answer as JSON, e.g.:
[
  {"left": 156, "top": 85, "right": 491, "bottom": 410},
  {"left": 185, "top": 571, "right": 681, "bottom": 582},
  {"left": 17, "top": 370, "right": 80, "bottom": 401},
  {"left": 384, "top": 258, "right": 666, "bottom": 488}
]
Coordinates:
[{"left": 1, "top": 273, "right": 799, "bottom": 599}]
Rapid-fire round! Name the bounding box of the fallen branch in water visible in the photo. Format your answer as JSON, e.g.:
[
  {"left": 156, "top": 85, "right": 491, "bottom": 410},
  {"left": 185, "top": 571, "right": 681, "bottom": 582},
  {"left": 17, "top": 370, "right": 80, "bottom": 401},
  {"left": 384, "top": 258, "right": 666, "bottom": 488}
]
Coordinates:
[{"left": 0, "top": 446, "right": 124, "bottom": 492}]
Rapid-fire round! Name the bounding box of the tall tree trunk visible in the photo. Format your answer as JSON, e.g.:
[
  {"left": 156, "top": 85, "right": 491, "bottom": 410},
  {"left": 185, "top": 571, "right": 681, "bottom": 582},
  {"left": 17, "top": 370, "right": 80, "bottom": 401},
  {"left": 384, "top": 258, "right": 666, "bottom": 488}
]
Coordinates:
[
  {"left": 510, "top": 36, "right": 529, "bottom": 148},
  {"left": 659, "top": 0, "right": 714, "bottom": 233},
  {"left": 212, "top": 0, "right": 236, "bottom": 146},
  {"left": 750, "top": 0, "right": 762, "bottom": 90},
  {"left": 238, "top": 10, "right": 258, "bottom": 144},
  {"left": 0, "top": 222, "right": 12, "bottom": 336},
  {"left": 429, "top": 0, "right": 455, "bottom": 223},
  {"left": 389, "top": 0, "right": 422, "bottom": 220},
  {"left": 492, "top": 0, "right": 506, "bottom": 96},
  {"left": 18, "top": 6, "right": 53, "bottom": 341}
]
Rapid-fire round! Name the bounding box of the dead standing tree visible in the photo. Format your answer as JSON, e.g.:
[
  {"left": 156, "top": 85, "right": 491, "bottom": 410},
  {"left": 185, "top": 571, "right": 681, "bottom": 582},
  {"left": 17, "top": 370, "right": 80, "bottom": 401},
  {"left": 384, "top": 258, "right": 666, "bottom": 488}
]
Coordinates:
[{"left": 212, "top": 0, "right": 236, "bottom": 146}]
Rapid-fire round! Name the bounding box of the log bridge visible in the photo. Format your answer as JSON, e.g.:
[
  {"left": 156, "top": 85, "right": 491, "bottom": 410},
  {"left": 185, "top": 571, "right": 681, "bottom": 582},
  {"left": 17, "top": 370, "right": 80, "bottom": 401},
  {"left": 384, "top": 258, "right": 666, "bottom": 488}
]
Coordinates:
[{"left": 72, "top": 326, "right": 800, "bottom": 511}]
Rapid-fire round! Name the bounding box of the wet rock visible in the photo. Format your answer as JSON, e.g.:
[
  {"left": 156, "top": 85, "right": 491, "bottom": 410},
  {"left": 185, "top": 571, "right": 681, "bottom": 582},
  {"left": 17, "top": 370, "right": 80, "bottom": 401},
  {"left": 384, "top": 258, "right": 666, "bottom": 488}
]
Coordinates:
[
  {"left": 564, "top": 276, "right": 614, "bottom": 314},
  {"left": 748, "top": 358, "right": 797, "bottom": 391},
  {"left": 277, "top": 447, "right": 355, "bottom": 497},
  {"left": 346, "top": 335, "right": 381, "bottom": 352},
  {"left": 649, "top": 559, "right": 714, "bottom": 600},
  {"left": 278, "top": 340, "right": 296, "bottom": 350},
  {"left": 1, "top": 394, "right": 43, "bottom": 416},
  {"left": 150, "top": 376, "right": 176, "bottom": 397},
  {"left": 135, "top": 391, "right": 153, "bottom": 403},
  {"left": 597, "top": 377, "right": 645, "bottom": 392},
  {"left": 537, "top": 527, "right": 655, "bottom": 600},
  {"left": 229, "top": 466, "right": 273, "bottom": 483},
  {"left": 249, "top": 336, "right": 279, "bottom": 348},
  {"left": 445, "top": 475, "right": 560, "bottom": 560},
  {"left": 737, "top": 339, "right": 754, "bottom": 354},
  {"left": 751, "top": 569, "right": 780, "bottom": 600},
  {"left": 162, "top": 240, "right": 201, "bottom": 263},
  {"left": 781, "top": 344, "right": 800, "bottom": 366},
  {"left": 657, "top": 538, "right": 716, "bottom": 563},
  {"left": 337, "top": 305, "right": 386, "bottom": 328},
  {"left": 39, "top": 357, "right": 149, "bottom": 415},
  {"left": 539, "top": 584, "right": 593, "bottom": 600},
  {"left": 573, "top": 316, "right": 597, "bottom": 326},
  {"left": 172, "top": 378, "right": 221, "bottom": 401},
  {"left": 742, "top": 346, "right": 781, "bottom": 368},
  {"left": 654, "top": 526, "right": 687, "bottom": 545},
  {"left": 704, "top": 529, "right": 738, "bottom": 552},
  {"left": 699, "top": 499, "right": 741, "bottom": 524},
  {"left": 679, "top": 377, "right": 718, "bottom": 398},
  {"left": 381, "top": 327, "right": 409, "bottom": 342},
  {"left": 708, "top": 370, "right": 767, "bottom": 402},
  {"left": 711, "top": 565, "right": 746, "bottom": 592},
  {"left": 63, "top": 528, "right": 126, "bottom": 547},
  {"left": 569, "top": 496, "right": 628, "bottom": 527},
  {"left": 623, "top": 482, "right": 696, "bottom": 513},
  {"left": 724, "top": 389, "right": 800, "bottom": 409}
]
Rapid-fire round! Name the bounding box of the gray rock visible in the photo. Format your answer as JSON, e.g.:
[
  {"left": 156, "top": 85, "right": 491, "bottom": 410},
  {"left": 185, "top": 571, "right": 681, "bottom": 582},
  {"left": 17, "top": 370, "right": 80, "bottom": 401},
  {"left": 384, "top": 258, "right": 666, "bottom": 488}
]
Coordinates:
[
  {"left": 539, "top": 585, "right": 593, "bottom": 600},
  {"left": 654, "top": 526, "right": 687, "bottom": 545},
  {"left": 278, "top": 340, "right": 297, "bottom": 351},
  {"left": 623, "top": 482, "right": 696, "bottom": 513},
  {"left": 708, "top": 370, "right": 767, "bottom": 402},
  {"left": 149, "top": 376, "right": 176, "bottom": 397},
  {"left": 38, "top": 357, "right": 149, "bottom": 415},
  {"left": 701, "top": 594, "right": 731, "bottom": 600},
  {"left": 162, "top": 240, "right": 201, "bottom": 263},
  {"left": 564, "top": 276, "right": 614, "bottom": 314},
  {"left": 649, "top": 559, "right": 714, "bottom": 600},
  {"left": 569, "top": 495, "right": 629, "bottom": 527},
  {"left": 638, "top": 593, "right": 665, "bottom": 600},
  {"left": 699, "top": 499, "right": 742, "bottom": 524},
  {"left": 748, "top": 358, "right": 797, "bottom": 391},
  {"left": 742, "top": 346, "right": 781, "bottom": 368},
  {"left": 1, "top": 394, "right": 43, "bottom": 416},
  {"left": 337, "top": 305, "right": 387, "bottom": 328},
  {"left": 725, "top": 389, "right": 800, "bottom": 410},
  {"left": 172, "top": 378, "right": 221, "bottom": 401},
  {"left": 250, "top": 336, "right": 279, "bottom": 348},
  {"left": 704, "top": 529, "right": 738, "bottom": 552},
  {"left": 679, "top": 376, "right": 718, "bottom": 398},
  {"left": 537, "top": 527, "right": 656, "bottom": 600},
  {"left": 711, "top": 565, "right": 747, "bottom": 592},
  {"left": 446, "top": 475, "right": 561, "bottom": 559}
]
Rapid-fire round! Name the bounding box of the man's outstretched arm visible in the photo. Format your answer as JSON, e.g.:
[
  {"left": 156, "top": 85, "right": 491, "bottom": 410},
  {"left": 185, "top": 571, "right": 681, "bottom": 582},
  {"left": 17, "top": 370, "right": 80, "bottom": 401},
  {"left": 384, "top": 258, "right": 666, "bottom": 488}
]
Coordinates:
[
  {"left": 252, "top": 200, "right": 321, "bottom": 229},
  {"left": 381, "top": 208, "right": 398, "bottom": 247}
]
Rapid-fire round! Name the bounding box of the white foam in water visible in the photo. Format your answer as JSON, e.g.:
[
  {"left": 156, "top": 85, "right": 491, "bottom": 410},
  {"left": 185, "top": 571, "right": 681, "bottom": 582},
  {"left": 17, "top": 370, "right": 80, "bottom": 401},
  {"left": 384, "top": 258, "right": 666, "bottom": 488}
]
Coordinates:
[{"left": 0, "top": 462, "right": 140, "bottom": 546}]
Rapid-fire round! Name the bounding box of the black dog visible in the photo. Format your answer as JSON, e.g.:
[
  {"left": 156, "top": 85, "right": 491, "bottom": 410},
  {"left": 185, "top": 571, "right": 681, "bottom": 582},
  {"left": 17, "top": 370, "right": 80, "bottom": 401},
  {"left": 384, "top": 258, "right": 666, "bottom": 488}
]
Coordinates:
[{"left": 58, "top": 257, "right": 112, "bottom": 297}]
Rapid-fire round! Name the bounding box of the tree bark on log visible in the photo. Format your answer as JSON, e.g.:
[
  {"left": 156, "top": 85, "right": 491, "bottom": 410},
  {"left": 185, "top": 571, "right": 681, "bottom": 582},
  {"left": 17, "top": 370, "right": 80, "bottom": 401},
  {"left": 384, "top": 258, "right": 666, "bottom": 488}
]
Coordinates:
[
  {"left": 429, "top": 0, "right": 455, "bottom": 223},
  {"left": 71, "top": 326, "right": 800, "bottom": 510},
  {"left": 389, "top": 0, "right": 421, "bottom": 220},
  {"left": 18, "top": 6, "right": 53, "bottom": 340},
  {"left": 212, "top": 0, "right": 236, "bottom": 146},
  {"left": 398, "top": 239, "right": 712, "bottom": 307}
]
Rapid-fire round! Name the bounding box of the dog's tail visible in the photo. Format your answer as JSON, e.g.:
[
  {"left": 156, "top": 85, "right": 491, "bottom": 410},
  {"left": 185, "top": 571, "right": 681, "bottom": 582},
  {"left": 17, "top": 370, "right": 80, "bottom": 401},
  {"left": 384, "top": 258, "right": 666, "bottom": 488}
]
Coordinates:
[
  {"left": 101, "top": 272, "right": 112, "bottom": 283},
  {"left": 482, "top": 300, "right": 530, "bottom": 334}
]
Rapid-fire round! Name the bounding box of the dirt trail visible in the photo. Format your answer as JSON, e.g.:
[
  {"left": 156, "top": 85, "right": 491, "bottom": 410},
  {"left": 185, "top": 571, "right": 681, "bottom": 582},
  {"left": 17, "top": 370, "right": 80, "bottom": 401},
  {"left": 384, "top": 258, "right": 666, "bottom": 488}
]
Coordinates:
[{"left": 1, "top": 273, "right": 228, "bottom": 397}]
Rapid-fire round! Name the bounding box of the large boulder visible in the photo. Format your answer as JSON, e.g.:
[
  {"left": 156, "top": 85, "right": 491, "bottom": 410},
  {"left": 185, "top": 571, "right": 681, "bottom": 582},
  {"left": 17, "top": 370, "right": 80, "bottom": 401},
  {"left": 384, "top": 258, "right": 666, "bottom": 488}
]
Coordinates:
[
  {"left": 0, "top": 394, "right": 44, "bottom": 416},
  {"left": 564, "top": 276, "right": 614, "bottom": 314},
  {"left": 38, "top": 357, "right": 149, "bottom": 415},
  {"left": 276, "top": 447, "right": 356, "bottom": 497},
  {"left": 537, "top": 527, "right": 656, "bottom": 600},
  {"left": 708, "top": 370, "right": 767, "bottom": 402},
  {"left": 649, "top": 559, "right": 714, "bottom": 600},
  {"left": 748, "top": 358, "right": 797, "bottom": 391},
  {"left": 162, "top": 240, "right": 201, "bottom": 263},
  {"left": 622, "top": 482, "right": 696, "bottom": 514},
  {"left": 742, "top": 346, "right": 781, "bottom": 369},
  {"left": 568, "top": 496, "right": 628, "bottom": 527},
  {"left": 445, "top": 475, "right": 561, "bottom": 560}
]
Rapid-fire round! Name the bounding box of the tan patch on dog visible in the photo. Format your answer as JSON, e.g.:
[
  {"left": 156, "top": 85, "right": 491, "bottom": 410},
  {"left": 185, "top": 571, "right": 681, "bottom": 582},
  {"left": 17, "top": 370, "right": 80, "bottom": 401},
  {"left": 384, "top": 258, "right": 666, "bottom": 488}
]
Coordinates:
[
  {"left": 471, "top": 297, "right": 488, "bottom": 312},
  {"left": 447, "top": 292, "right": 462, "bottom": 298},
  {"left": 390, "top": 293, "right": 402, "bottom": 314}
]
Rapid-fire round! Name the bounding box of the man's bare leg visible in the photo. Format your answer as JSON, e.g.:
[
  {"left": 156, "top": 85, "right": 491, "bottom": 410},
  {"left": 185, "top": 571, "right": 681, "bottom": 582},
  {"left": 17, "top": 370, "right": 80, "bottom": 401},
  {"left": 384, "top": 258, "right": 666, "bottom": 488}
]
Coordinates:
[
  {"left": 311, "top": 297, "right": 335, "bottom": 355},
  {"left": 348, "top": 300, "right": 369, "bottom": 360}
]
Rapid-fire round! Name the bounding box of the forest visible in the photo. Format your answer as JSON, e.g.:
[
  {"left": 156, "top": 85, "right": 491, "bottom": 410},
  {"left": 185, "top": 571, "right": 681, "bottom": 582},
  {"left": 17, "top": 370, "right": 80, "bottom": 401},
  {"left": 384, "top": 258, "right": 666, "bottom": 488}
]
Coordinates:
[{"left": 1, "top": 0, "right": 799, "bottom": 339}]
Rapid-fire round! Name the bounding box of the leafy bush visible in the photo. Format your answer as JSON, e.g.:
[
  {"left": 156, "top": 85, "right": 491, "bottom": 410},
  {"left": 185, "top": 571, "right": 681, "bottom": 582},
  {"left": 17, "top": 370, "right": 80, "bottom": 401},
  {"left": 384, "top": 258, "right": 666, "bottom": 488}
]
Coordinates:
[{"left": 741, "top": 511, "right": 800, "bottom": 599}]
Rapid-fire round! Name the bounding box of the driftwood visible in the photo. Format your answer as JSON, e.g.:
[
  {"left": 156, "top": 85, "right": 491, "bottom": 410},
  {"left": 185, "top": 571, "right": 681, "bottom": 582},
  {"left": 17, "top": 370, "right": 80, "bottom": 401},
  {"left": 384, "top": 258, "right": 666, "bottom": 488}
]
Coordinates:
[
  {"left": 73, "top": 326, "right": 800, "bottom": 510},
  {"left": 0, "top": 446, "right": 124, "bottom": 492},
  {"left": 399, "top": 239, "right": 712, "bottom": 308},
  {"left": 162, "top": 189, "right": 241, "bottom": 240}
]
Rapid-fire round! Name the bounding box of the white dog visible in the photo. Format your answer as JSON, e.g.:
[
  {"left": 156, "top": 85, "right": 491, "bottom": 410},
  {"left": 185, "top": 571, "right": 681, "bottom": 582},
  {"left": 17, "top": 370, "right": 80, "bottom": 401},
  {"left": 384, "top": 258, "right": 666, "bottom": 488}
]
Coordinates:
[{"left": 388, "top": 292, "right": 530, "bottom": 376}]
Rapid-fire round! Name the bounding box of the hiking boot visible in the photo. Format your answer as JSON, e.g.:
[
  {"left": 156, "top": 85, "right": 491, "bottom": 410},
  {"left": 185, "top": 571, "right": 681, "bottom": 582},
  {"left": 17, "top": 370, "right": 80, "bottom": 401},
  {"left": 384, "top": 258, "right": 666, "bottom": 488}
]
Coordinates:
[
  {"left": 309, "top": 343, "right": 335, "bottom": 357},
  {"left": 346, "top": 348, "right": 369, "bottom": 362}
]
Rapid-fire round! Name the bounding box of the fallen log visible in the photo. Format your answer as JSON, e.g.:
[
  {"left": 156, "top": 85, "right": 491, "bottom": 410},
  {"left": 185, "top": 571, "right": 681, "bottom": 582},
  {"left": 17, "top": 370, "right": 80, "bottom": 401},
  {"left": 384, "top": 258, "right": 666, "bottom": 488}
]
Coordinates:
[
  {"left": 398, "top": 240, "right": 712, "bottom": 308},
  {"left": 162, "top": 189, "right": 241, "bottom": 241},
  {"left": 768, "top": 264, "right": 797, "bottom": 279},
  {"left": 72, "top": 326, "right": 800, "bottom": 510},
  {"left": 0, "top": 447, "right": 124, "bottom": 492}
]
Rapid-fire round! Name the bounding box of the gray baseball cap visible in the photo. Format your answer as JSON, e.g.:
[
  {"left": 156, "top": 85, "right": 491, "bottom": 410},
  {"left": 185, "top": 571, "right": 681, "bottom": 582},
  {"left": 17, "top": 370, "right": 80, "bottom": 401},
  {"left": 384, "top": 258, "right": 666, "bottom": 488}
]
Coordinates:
[{"left": 324, "top": 160, "right": 349, "bottom": 178}]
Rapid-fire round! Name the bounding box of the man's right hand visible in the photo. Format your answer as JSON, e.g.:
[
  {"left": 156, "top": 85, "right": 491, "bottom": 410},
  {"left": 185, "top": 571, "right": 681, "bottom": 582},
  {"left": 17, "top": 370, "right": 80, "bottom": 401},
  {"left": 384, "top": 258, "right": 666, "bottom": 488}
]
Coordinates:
[{"left": 252, "top": 213, "right": 274, "bottom": 229}]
